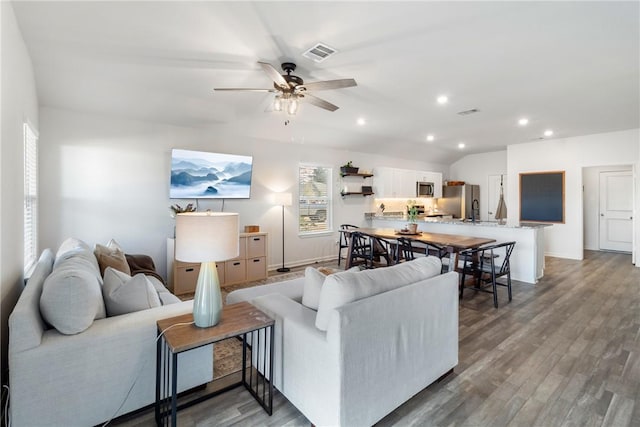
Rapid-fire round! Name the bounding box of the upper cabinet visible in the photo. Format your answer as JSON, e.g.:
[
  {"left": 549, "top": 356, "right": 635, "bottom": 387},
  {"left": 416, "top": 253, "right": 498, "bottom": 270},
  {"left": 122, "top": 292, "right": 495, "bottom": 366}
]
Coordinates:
[{"left": 374, "top": 167, "right": 442, "bottom": 198}]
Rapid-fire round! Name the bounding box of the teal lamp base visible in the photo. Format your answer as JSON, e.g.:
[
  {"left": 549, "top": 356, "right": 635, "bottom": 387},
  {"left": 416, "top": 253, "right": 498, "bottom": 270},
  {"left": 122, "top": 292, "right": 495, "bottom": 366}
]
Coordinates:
[{"left": 192, "top": 261, "right": 223, "bottom": 328}]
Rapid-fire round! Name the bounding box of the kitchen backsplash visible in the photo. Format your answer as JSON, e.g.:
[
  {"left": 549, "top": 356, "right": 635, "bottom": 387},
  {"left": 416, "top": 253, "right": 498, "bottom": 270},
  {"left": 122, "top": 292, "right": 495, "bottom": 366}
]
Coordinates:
[{"left": 373, "top": 198, "right": 438, "bottom": 213}]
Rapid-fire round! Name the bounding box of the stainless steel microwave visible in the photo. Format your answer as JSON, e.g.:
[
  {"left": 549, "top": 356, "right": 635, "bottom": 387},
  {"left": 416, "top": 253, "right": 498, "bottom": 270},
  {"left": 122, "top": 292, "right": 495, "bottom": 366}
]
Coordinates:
[{"left": 416, "top": 181, "right": 434, "bottom": 197}]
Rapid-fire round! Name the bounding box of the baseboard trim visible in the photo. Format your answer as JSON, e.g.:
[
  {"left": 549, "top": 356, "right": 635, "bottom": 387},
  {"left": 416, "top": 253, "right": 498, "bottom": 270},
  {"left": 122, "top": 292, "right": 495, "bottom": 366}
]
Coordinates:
[{"left": 267, "top": 254, "right": 337, "bottom": 272}]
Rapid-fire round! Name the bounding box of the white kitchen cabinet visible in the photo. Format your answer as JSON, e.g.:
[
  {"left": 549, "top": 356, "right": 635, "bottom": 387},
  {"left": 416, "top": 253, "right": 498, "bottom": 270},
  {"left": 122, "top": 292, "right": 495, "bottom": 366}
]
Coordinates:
[
  {"left": 373, "top": 167, "right": 414, "bottom": 198},
  {"left": 376, "top": 167, "right": 442, "bottom": 198},
  {"left": 373, "top": 167, "right": 394, "bottom": 197}
]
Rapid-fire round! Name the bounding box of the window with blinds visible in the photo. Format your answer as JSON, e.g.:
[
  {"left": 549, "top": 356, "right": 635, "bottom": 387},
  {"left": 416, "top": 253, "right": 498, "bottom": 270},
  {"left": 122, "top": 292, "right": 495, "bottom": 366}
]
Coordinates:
[
  {"left": 24, "top": 123, "right": 38, "bottom": 273},
  {"left": 298, "top": 165, "right": 332, "bottom": 234}
]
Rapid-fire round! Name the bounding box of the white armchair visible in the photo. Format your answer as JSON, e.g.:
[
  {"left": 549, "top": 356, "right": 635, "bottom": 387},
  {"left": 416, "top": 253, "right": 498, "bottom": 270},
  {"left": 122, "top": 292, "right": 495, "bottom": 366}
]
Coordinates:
[{"left": 234, "top": 258, "right": 459, "bottom": 426}]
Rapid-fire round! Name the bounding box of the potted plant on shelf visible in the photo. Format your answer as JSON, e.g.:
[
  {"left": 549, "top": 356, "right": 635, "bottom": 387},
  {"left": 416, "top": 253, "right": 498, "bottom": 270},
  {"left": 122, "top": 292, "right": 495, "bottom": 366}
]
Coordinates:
[
  {"left": 406, "top": 200, "right": 419, "bottom": 234},
  {"left": 340, "top": 161, "right": 359, "bottom": 175}
]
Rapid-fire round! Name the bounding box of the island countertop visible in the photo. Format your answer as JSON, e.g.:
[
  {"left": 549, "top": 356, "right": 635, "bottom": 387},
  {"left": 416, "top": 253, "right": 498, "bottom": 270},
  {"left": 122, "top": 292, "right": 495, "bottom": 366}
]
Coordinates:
[
  {"left": 366, "top": 216, "right": 549, "bottom": 284},
  {"left": 365, "top": 214, "right": 551, "bottom": 229}
]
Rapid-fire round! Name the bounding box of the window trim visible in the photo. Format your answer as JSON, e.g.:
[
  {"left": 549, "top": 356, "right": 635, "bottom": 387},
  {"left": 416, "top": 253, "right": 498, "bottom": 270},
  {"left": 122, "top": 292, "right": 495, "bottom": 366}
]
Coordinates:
[
  {"left": 24, "top": 122, "right": 39, "bottom": 274},
  {"left": 298, "top": 163, "right": 333, "bottom": 236}
]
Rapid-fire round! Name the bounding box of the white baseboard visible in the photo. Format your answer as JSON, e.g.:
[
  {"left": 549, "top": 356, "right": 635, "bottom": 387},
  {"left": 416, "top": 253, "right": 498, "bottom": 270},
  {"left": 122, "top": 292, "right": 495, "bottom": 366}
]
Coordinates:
[{"left": 268, "top": 254, "right": 337, "bottom": 272}]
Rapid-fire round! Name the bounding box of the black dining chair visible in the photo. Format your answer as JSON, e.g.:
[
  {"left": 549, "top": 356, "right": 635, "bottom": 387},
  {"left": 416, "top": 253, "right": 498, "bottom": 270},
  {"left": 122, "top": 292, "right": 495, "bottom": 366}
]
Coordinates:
[
  {"left": 395, "top": 237, "right": 450, "bottom": 272},
  {"left": 338, "top": 224, "right": 359, "bottom": 266},
  {"left": 459, "top": 241, "right": 516, "bottom": 308},
  {"left": 348, "top": 232, "right": 393, "bottom": 269}
]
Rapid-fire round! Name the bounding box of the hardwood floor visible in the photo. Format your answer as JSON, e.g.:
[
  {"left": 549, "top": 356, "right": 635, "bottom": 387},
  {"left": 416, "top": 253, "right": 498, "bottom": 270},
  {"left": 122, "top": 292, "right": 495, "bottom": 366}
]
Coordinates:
[{"left": 113, "top": 251, "right": 640, "bottom": 426}]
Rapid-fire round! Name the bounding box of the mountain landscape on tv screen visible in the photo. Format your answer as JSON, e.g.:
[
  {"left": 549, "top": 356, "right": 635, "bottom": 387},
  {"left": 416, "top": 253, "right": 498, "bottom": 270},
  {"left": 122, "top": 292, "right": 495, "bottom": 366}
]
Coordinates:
[{"left": 170, "top": 150, "right": 252, "bottom": 198}]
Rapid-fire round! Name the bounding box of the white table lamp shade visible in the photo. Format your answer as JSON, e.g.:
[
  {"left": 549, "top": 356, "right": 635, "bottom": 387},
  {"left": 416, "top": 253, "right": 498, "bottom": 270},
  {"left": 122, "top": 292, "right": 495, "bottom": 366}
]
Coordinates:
[
  {"left": 174, "top": 212, "right": 239, "bottom": 328},
  {"left": 273, "top": 192, "right": 293, "bottom": 207},
  {"left": 175, "top": 212, "right": 239, "bottom": 262}
]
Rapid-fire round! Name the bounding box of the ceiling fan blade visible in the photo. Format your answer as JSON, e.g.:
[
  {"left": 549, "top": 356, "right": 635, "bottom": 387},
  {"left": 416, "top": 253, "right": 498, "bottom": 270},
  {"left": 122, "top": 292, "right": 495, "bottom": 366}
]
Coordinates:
[
  {"left": 297, "top": 78, "right": 357, "bottom": 92},
  {"left": 213, "top": 88, "right": 276, "bottom": 92},
  {"left": 300, "top": 93, "right": 339, "bottom": 112},
  {"left": 258, "top": 61, "right": 288, "bottom": 89}
]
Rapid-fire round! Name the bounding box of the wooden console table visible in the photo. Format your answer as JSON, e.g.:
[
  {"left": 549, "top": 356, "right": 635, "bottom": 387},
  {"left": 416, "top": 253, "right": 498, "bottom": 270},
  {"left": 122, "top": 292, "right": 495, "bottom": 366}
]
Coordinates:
[{"left": 155, "top": 302, "right": 274, "bottom": 426}]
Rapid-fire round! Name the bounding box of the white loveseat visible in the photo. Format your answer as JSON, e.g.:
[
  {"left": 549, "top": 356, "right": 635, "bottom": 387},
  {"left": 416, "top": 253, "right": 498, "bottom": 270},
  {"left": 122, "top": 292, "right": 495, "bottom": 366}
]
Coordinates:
[
  {"left": 9, "top": 241, "right": 213, "bottom": 427},
  {"left": 227, "top": 257, "right": 459, "bottom": 426}
]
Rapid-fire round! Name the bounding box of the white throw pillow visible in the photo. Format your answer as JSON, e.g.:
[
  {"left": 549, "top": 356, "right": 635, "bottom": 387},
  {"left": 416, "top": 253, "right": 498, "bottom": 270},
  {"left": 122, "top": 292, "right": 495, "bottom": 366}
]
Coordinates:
[
  {"left": 55, "top": 237, "right": 91, "bottom": 259},
  {"left": 102, "top": 268, "right": 162, "bottom": 316},
  {"left": 315, "top": 256, "right": 442, "bottom": 331},
  {"left": 302, "top": 266, "right": 360, "bottom": 311},
  {"left": 301, "top": 267, "right": 327, "bottom": 310},
  {"left": 147, "top": 275, "right": 181, "bottom": 305},
  {"left": 54, "top": 237, "right": 100, "bottom": 273},
  {"left": 40, "top": 264, "right": 106, "bottom": 335},
  {"left": 106, "top": 238, "right": 124, "bottom": 252}
]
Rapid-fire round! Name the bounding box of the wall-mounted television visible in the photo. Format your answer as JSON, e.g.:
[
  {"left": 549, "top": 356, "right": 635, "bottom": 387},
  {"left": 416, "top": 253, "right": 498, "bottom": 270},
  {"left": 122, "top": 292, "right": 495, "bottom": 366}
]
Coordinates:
[{"left": 170, "top": 148, "right": 253, "bottom": 199}]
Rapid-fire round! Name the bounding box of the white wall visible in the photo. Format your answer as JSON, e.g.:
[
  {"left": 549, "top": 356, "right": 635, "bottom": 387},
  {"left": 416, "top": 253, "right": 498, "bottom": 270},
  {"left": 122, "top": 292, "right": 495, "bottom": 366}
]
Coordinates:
[
  {"left": 448, "top": 150, "right": 508, "bottom": 221},
  {"left": 0, "top": 2, "right": 39, "bottom": 385},
  {"left": 583, "top": 165, "right": 633, "bottom": 251},
  {"left": 39, "top": 107, "right": 448, "bottom": 278},
  {"left": 507, "top": 129, "right": 639, "bottom": 260}
]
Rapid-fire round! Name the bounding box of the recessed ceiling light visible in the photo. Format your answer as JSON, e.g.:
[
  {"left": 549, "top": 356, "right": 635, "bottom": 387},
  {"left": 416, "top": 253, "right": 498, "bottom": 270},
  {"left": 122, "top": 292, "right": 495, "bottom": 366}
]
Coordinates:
[
  {"left": 544, "top": 129, "right": 554, "bottom": 137},
  {"left": 426, "top": 134, "right": 435, "bottom": 142},
  {"left": 518, "top": 118, "right": 529, "bottom": 126},
  {"left": 357, "top": 117, "right": 366, "bottom": 126},
  {"left": 458, "top": 142, "right": 465, "bottom": 149},
  {"left": 437, "top": 95, "right": 448, "bottom": 104}
]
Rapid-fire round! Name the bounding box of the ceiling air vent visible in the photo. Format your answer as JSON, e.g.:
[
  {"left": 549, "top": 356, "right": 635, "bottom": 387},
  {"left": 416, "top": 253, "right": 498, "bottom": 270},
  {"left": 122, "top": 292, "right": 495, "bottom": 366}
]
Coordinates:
[
  {"left": 302, "top": 43, "right": 337, "bottom": 63},
  {"left": 457, "top": 108, "right": 480, "bottom": 116}
]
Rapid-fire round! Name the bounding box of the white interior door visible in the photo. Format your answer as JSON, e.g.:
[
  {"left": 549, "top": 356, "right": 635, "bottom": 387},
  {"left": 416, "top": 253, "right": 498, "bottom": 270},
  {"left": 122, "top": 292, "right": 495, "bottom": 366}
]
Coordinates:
[
  {"left": 487, "top": 174, "right": 507, "bottom": 222},
  {"left": 599, "top": 170, "right": 633, "bottom": 252}
]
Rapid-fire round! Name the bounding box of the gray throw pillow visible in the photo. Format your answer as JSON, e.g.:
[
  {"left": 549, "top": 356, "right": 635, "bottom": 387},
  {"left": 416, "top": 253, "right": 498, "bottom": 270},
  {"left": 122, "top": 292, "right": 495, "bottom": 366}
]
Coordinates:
[
  {"left": 40, "top": 266, "right": 105, "bottom": 335},
  {"left": 102, "top": 268, "right": 162, "bottom": 316}
]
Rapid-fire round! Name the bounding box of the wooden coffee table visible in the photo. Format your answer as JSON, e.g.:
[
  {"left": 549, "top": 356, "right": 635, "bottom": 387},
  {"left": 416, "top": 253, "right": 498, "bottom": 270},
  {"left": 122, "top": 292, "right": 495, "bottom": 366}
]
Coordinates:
[{"left": 155, "top": 302, "right": 275, "bottom": 427}]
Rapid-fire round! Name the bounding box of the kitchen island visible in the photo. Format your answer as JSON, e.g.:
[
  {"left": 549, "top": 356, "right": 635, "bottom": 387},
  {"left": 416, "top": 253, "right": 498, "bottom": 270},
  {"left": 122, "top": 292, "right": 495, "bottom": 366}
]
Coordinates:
[{"left": 366, "top": 216, "right": 549, "bottom": 284}]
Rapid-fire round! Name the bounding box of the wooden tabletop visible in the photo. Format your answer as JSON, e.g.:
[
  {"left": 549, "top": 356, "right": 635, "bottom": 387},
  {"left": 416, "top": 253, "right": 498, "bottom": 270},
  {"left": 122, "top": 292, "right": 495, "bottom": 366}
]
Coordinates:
[
  {"left": 157, "top": 301, "right": 274, "bottom": 353},
  {"left": 355, "top": 227, "right": 495, "bottom": 251}
]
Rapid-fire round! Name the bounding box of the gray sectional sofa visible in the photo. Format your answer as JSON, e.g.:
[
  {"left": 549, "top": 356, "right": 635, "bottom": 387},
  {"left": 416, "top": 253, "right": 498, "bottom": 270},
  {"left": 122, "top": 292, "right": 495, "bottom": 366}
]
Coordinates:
[{"left": 9, "top": 238, "right": 213, "bottom": 427}]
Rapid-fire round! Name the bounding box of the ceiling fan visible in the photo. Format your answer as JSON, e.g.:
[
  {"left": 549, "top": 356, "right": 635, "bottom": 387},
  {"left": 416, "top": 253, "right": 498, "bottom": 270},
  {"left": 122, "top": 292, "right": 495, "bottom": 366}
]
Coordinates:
[{"left": 214, "top": 62, "right": 357, "bottom": 114}]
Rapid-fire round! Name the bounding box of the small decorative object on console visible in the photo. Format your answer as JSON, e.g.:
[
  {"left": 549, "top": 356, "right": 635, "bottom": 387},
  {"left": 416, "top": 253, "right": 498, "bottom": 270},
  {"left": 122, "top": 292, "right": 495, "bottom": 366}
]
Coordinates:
[{"left": 169, "top": 203, "right": 196, "bottom": 217}]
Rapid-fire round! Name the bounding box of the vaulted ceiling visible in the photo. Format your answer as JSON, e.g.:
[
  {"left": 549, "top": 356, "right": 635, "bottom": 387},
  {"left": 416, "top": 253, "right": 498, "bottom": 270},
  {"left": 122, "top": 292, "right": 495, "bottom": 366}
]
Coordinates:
[{"left": 11, "top": 1, "right": 640, "bottom": 164}]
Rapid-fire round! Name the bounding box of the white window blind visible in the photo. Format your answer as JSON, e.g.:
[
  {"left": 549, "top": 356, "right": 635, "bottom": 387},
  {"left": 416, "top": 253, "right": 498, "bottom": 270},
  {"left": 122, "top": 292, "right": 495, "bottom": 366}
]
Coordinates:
[
  {"left": 24, "top": 123, "right": 38, "bottom": 273},
  {"left": 298, "top": 165, "right": 332, "bottom": 234}
]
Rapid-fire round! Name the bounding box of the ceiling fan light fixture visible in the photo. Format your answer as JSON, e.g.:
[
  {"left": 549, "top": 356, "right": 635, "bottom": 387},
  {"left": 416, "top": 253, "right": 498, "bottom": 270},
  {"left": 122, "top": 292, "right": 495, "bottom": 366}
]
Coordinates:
[
  {"left": 288, "top": 97, "right": 299, "bottom": 115},
  {"left": 273, "top": 95, "right": 283, "bottom": 112}
]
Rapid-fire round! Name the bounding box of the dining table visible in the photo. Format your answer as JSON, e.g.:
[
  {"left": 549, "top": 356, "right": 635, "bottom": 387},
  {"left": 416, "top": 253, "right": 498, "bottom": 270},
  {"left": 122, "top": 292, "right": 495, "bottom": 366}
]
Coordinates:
[{"left": 344, "top": 227, "right": 496, "bottom": 272}]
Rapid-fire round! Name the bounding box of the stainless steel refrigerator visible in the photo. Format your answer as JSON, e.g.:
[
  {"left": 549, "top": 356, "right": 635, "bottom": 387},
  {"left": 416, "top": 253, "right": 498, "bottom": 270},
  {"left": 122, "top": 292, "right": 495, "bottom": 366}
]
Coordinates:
[{"left": 439, "top": 184, "right": 480, "bottom": 220}]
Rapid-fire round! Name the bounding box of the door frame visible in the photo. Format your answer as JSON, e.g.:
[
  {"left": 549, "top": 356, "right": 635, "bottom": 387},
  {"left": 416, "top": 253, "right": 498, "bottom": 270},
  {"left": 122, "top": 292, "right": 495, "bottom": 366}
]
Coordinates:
[{"left": 582, "top": 164, "right": 636, "bottom": 265}]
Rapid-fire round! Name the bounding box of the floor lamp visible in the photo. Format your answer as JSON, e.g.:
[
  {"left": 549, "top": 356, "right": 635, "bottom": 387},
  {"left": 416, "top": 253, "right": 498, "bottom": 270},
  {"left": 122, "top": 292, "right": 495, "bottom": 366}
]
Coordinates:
[
  {"left": 274, "top": 192, "right": 292, "bottom": 272},
  {"left": 175, "top": 212, "right": 239, "bottom": 327}
]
